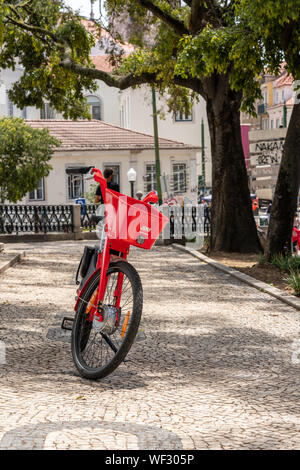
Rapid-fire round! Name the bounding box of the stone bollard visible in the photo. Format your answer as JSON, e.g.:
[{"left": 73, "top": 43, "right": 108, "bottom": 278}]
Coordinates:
[{"left": 72, "top": 205, "right": 84, "bottom": 241}]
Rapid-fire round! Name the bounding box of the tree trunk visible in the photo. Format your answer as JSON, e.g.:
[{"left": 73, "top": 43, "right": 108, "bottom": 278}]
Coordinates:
[
  {"left": 204, "top": 74, "right": 261, "bottom": 253},
  {"left": 265, "top": 102, "right": 300, "bottom": 259}
]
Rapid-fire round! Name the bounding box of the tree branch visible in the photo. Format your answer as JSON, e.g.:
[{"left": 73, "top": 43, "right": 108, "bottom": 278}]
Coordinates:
[
  {"left": 60, "top": 56, "right": 205, "bottom": 96},
  {"left": 60, "top": 57, "right": 157, "bottom": 89},
  {"left": 6, "top": 14, "right": 62, "bottom": 44},
  {"left": 136, "top": 0, "right": 190, "bottom": 35},
  {"left": 189, "top": 0, "right": 222, "bottom": 33}
]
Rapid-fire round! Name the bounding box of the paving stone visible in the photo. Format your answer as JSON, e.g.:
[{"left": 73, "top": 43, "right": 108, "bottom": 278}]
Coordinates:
[{"left": 0, "top": 241, "right": 299, "bottom": 449}]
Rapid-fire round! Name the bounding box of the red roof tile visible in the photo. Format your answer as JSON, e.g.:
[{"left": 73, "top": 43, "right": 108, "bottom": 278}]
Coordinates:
[
  {"left": 274, "top": 72, "right": 294, "bottom": 88},
  {"left": 90, "top": 55, "right": 114, "bottom": 73},
  {"left": 82, "top": 19, "right": 134, "bottom": 53},
  {"left": 25, "top": 120, "right": 199, "bottom": 152}
]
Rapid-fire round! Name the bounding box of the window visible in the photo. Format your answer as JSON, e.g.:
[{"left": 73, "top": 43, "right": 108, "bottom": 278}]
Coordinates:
[
  {"left": 22, "top": 107, "right": 27, "bottom": 119},
  {"left": 40, "top": 103, "right": 55, "bottom": 119},
  {"left": 145, "top": 164, "right": 157, "bottom": 193},
  {"left": 68, "top": 173, "right": 84, "bottom": 199},
  {"left": 282, "top": 90, "right": 285, "bottom": 102},
  {"left": 175, "top": 110, "right": 193, "bottom": 122},
  {"left": 87, "top": 95, "right": 101, "bottom": 120},
  {"left": 29, "top": 178, "right": 44, "bottom": 201},
  {"left": 173, "top": 163, "right": 187, "bottom": 193},
  {"left": 104, "top": 164, "right": 120, "bottom": 190},
  {"left": 276, "top": 118, "right": 280, "bottom": 128},
  {"left": 271, "top": 120, "right": 274, "bottom": 129}
]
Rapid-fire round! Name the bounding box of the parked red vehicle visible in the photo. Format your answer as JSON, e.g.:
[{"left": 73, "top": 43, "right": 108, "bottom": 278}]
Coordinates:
[
  {"left": 292, "top": 227, "right": 300, "bottom": 254},
  {"left": 64, "top": 167, "right": 168, "bottom": 380}
]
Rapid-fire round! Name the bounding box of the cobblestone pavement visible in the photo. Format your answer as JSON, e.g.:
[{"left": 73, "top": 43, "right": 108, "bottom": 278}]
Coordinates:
[{"left": 0, "top": 241, "right": 300, "bottom": 450}]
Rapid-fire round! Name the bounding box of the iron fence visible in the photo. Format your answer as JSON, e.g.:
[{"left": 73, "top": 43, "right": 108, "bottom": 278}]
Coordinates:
[
  {"left": 81, "top": 204, "right": 98, "bottom": 232},
  {"left": 0, "top": 203, "right": 210, "bottom": 239},
  {"left": 168, "top": 205, "right": 210, "bottom": 239},
  {"left": 81, "top": 204, "right": 210, "bottom": 238},
  {"left": 0, "top": 205, "right": 74, "bottom": 234}
]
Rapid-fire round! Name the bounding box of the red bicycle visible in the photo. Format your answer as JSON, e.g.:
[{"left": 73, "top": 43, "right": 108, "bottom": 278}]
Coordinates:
[{"left": 64, "top": 167, "right": 168, "bottom": 380}]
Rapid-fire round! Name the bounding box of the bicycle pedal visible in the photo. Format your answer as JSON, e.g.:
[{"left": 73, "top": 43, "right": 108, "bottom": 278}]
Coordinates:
[{"left": 61, "top": 317, "right": 74, "bottom": 331}]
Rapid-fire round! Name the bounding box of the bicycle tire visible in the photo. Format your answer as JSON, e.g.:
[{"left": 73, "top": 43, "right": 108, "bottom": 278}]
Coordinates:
[{"left": 71, "top": 261, "right": 143, "bottom": 380}]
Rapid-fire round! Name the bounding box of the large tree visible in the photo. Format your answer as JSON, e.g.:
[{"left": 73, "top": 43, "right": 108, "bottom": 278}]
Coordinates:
[
  {"left": 238, "top": 0, "right": 300, "bottom": 258},
  {"left": 0, "top": 1, "right": 263, "bottom": 252},
  {"left": 0, "top": 118, "right": 60, "bottom": 202}
]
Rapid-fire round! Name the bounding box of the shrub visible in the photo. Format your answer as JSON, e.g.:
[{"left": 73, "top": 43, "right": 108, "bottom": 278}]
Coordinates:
[
  {"left": 285, "top": 270, "right": 300, "bottom": 297},
  {"left": 271, "top": 254, "right": 300, "bottom": 272}
]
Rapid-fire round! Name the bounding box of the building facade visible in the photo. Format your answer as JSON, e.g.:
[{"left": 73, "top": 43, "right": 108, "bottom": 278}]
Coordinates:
[
  {"left": 257, "top": 69, "right": 295, "bottom": 131},
  {"left": 18, "top": 120, "right": 199, "bottom": 206}
]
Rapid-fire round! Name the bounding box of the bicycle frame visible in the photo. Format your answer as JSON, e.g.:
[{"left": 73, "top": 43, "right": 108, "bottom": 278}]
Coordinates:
[{"left": 74, "top": 168, "right": 168, "bottom": 324}]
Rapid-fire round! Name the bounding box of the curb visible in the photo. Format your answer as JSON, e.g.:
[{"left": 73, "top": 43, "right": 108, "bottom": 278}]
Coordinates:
[
  {"left": 0, "top": 252, "right": 26, "bottom": 276},
  {"left": 173, "top": 244, "right": 300, "bottom": 312}
]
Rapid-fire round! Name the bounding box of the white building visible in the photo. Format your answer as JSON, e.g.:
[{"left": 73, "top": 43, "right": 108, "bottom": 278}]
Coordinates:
[
  {"left": 18, "top": 119, "right": 199, "bottom": 205},
  {"left": 0, "top": 20, "right": 211, "bottom": 202},
  {"left": 0, "top": 63, "right": 120, "bottom": 126},
  {"left": 118, "top": 86, "right": 211, "bottom": 188}
]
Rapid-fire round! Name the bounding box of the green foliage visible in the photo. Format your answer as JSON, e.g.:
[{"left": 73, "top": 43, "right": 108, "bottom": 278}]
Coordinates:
[
  {"left": 175, "top": 24, "right": 264, "bottom": 114},
  {"left": 270, "top": 254, "right": 300, "bottom": 272},
  {"left": 236, "top": 0, "right": 300, "bottom": 79},
  {"left": 0, "top": 0, "right": 97, "bottom": 119},
  {"left": 85, "top": 182, "right": 98, "bottom": 204},
  {"left": 0, "top": 118, "right": 60, "bottom": 202},
  {"left": 258, "top": 253, "right": 268, "bottom": 265},
  {"left": 285, "top": 269, "right": 300, "bottom": 296},
  {"left": 105, "top": 1, "right": 264, "bottom": 114}
]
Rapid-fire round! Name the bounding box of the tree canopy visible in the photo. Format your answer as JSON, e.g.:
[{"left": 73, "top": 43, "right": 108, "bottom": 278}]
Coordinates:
[
  {"left": 0, "top": 0, "right": 97, "bottom": 118},
  {"left": 0, "top": 118, "right": 60, "bottom": 202},
  {"left": 237, "top": 0, "right": 300, "bottom": 79},
  {"left": 0, "top": 1, "right": 265, "bottom": 116}
]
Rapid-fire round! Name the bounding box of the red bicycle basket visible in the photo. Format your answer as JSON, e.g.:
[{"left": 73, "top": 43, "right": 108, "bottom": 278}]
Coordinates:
[{"left": 104, "top": 189, "right": 168, "bottom": 250}]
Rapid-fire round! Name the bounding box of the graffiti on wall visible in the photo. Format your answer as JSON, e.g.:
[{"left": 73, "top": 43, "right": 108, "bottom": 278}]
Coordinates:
[{"left": 253, "top": 139, "right": 285, "bottom": 166}]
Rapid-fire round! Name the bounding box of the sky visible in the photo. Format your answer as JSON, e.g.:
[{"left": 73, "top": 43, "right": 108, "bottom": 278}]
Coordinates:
[{"left": 64, "top": 0, "right": 102, "bottom": 19}]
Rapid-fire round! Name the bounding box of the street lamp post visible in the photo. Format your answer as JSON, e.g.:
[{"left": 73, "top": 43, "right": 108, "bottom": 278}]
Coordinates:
[{"left": 127, "top": 168, "right": 137, "bottom": 198}]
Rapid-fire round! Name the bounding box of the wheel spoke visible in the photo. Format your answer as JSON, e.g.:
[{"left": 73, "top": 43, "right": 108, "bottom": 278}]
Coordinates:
[{"left": 74, "top": 264, "right": 138, "bottom": 375}]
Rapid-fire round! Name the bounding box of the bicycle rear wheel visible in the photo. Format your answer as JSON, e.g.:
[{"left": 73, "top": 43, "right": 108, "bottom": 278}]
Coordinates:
[{"left": 71, "top": 261, "right": 143, "bottom": 380}]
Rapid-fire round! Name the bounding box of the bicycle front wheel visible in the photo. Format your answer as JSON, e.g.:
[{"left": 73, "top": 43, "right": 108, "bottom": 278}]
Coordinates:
[{"left": 71, "top": 261, "right": 143, "bottom": 380}]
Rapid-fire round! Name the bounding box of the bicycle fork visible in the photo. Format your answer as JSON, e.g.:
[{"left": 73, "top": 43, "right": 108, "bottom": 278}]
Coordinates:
[{"left": 94, "top": 237, "right": 125, "bottom": 326}]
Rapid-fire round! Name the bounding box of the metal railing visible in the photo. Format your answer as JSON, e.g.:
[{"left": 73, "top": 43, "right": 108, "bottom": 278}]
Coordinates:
[
  {"left": 0, "top": 205, "right": 74, "bottom": 234},
  {"left": 168, "top": 205, "right": 210, "bottom": 239},
  {"left": 81, "top": 204, "right": 99, "bottom": 232},
  {"left": 80, "top": 204, "right": 210, "bottom": 239},
  {"left": 0, "top": 203, "right": 211, "bottom": 240}
]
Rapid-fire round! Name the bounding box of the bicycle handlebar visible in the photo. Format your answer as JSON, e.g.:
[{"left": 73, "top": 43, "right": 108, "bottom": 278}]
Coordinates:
[
  {"left": 66, "top": 167, "right": 159, "bottom": 205},
  {"left": 92, "top": 168, "right": 107, "bottom": 203},
  {"left": 65, "top": 166, "right": 94, "bottom": 175}
]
